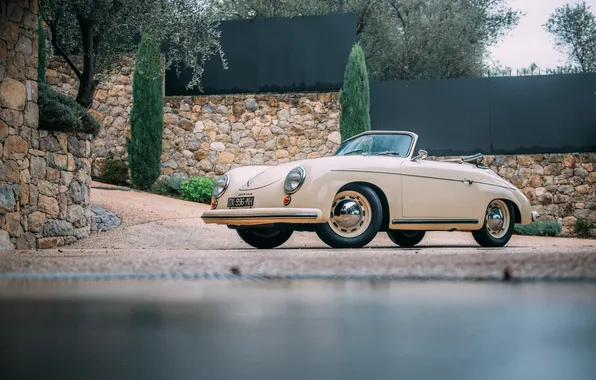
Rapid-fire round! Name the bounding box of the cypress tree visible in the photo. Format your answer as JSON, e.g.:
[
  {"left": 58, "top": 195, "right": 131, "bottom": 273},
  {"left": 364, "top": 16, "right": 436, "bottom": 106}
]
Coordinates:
[
  {"left": 38, "top": 13, "right": 46, "bottom": 83},
  {"left": 339, "top": 43, "right": 371, "bottom": 142},
  {"left": 127, "top": 33, "right": 164, "bottom": 190}
]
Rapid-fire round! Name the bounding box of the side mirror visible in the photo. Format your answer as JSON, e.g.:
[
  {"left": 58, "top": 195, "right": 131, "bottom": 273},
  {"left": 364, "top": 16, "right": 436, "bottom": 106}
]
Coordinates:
[{"left": 411, "top": 149, "right": 428, "bottom": 162}]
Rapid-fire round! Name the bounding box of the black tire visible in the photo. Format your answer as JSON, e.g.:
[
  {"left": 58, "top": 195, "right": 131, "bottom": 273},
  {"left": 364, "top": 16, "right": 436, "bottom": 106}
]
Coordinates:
[
  {"left": 236, "top": 229, "right": 293, "bottom": 249},
  {"left": 387, "top": 230, "right": 426, "bottom": 247},
  {"left": 472, "top": 199, "right": 516, "bottom": 247},
  {"left": 315, "top": 184, "right": 383, "bottom": 248}
]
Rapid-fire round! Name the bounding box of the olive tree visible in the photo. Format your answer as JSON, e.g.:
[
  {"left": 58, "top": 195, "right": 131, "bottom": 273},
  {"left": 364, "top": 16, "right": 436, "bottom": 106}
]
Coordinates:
[
  {"left": 544, "top": 1, "right": 596, "bottom": 73},
  {"left": 39, "top": 0, "right": 226, "bottom": 108},
  {"left": 218, "top": 0, "right": 521, "bottom": 80}
]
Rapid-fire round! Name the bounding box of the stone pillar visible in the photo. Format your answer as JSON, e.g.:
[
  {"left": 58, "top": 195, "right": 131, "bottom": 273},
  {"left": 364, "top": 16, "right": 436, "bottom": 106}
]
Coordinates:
[{"left": 0, "top": 0, "right": 39, "bottom": 251}]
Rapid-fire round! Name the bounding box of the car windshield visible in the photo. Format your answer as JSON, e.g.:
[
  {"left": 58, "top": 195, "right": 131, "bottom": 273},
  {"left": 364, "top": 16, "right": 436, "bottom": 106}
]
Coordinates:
[{"left": 334, "top": 133, "right": 413, "bottom": 157}]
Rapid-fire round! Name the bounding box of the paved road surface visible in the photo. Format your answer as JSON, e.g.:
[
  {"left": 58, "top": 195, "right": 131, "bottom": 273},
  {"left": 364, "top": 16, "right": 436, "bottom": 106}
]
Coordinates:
[{"left": 2, "top": 245, "right": 596, "bottom": 280}]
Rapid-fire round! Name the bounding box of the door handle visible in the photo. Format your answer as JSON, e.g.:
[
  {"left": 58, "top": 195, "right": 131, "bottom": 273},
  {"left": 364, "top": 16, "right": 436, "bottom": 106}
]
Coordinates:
[{"left": 462, "top": 178, "right": 474, "bottom": 184}]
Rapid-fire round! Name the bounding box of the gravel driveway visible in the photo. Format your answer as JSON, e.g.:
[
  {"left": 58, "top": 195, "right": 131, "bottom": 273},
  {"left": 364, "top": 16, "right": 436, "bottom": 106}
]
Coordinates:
[{"left": 1, "top": 182, "right": 595, "bottom": 280}]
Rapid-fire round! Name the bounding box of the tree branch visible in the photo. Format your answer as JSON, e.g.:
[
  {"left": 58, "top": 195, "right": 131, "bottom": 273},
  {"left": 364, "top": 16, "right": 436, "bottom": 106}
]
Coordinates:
[
  {"left": 356, "top": 0, "right": 372, "bottom": 35},
  {"left": 45, "top": 17, "right": 82, "bottom": 80},
  {"left": 390, "top": 2, "right": 408, "bottom": 30}
]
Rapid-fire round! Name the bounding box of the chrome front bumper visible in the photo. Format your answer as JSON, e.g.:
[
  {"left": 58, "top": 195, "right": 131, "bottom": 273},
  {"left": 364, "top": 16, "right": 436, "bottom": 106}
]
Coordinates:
[{"left": 201, "top": 207, "right": 324, "bottom": 225}]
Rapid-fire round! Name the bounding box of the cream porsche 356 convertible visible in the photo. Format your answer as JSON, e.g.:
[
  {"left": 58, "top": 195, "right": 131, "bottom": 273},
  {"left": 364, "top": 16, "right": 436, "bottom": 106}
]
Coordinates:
[{"left": 201, "top": 131, "right": 540, "bottom": 249}]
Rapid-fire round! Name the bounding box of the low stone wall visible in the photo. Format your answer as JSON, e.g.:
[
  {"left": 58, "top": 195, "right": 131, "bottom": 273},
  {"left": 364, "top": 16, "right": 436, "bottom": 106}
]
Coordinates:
[{"left": 1, "top": 131, "right": 94, "bottom": 250}]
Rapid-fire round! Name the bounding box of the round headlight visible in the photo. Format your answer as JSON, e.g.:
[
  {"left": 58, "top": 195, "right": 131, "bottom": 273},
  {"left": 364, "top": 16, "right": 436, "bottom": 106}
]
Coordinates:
[
  {"left": 284, "top": 167, "right": 306, "bottom": 193},
  {"left": 212, "top": 174, "right": 229, "bottom": 198}
]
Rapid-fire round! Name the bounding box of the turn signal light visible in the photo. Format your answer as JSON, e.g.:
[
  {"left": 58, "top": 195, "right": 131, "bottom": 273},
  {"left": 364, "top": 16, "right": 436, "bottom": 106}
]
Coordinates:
[
  {"left": 211, "top": 201, "right": 218, "bottom": 209},
  {"left": 283, "top": 196, "right": 291, "bottom": 206}
]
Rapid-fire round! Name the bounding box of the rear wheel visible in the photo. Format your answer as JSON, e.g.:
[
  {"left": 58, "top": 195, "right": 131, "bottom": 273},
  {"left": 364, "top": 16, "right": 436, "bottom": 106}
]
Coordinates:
[
  {"left": 236, "top": 229, "right": 293, "bottom": 249},
  {"left": 387, "top": 230, "right": 426, "bottom": 247},
  {"left": 315, "top": 184, "right": 383, "bottom": 248},
  {"left": 472, "top": 199, "right": 515, "bottom": 247}
]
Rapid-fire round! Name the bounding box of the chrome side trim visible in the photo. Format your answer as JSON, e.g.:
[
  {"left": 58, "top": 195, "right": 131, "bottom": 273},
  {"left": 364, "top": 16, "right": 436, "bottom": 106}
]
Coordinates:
[
  {"left": 392, "top": 219, "right": 479, "bottom": 225},
  {"left": 330, "top": 169, "right": 515, "bottom": 190}
]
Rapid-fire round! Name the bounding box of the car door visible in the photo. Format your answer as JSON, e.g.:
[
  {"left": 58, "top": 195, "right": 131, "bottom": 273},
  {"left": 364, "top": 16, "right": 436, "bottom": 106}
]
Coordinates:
[{"left": 398, "top": 159, "right": 481, "bottom": 220}]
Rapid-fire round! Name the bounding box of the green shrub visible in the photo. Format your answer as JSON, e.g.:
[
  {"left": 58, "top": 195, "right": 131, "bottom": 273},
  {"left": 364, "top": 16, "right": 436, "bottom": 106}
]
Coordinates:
[
  {"left": 98, "top": 157, "right": 129, "bottom": 186},
  {"left": 339, "top": 42, "right": 371, "bottom": 142},
  {"left": 150, "top": 180, "right": 174, "bottom": 195},
  {"left": 126, "top": 32, "right": 164, "bottom": 190},
  {"left": 38, "top": 83, "right": 101, "bottom": 136},
  {"left": 167, "top": 174, "right": 186, "bottom": 191},
  {"left": 514, "top": 221, "right": 562, "bottom": 237},
  {"left": 574, "top": 218, "right": 594, "bottom": 238},
  {"left": 179, "top": 176, "right": 215, "bottom": 203}
]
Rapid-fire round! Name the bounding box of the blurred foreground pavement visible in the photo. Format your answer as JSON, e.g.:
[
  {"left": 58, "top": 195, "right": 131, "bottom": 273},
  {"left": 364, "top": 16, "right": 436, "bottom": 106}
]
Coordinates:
[{"left": 0, "top": 279, "right": 595, "bottom": 380}]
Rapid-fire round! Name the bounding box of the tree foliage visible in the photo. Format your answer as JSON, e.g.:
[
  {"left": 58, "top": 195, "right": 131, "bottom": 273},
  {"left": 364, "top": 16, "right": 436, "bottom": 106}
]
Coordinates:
[
  {"left": 219, "top": 0, "right": 522, "bottom": 80},
  {"left": 38, "top": 13, "right": 46, "bottom": 84},
  {"left": 544, "top": 0, "right": 596, "bottom": 73},
  {"left": 39, "top": 0, "right": 226, "bottom": 107},
  {"left": 339, "top": 43, "right": 370, "bottom": 142},
  {"left": 126, "top": 33, "right": 164, "bottom": 190},
  {"left": 38, "top": 82, "right": 101, "bottom": 136}
]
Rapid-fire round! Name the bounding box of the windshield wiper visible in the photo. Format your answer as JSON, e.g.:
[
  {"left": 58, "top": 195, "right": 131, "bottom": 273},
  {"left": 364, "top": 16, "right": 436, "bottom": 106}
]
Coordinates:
[
  {"left": 376, "top": 151, "right": 402, "bottom": 156},
  {"left": 342, "top": 149, "right": 364, "bottom": 156}
]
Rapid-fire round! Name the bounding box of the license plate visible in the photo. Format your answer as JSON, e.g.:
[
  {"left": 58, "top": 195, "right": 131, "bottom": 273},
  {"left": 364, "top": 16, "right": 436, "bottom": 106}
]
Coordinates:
[{"left": 227, "top": 196, "right": 254, "bottom": 208}]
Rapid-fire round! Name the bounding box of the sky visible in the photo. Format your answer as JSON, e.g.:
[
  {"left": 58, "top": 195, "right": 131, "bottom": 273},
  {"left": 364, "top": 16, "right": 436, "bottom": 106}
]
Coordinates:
[{"left": 488, "top": 0, "right": 595, "bottom": 71}]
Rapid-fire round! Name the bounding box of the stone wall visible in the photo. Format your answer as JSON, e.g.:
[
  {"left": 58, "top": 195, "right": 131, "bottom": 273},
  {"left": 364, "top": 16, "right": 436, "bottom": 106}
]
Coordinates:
[
  {"left": 0, "top": 1, "right": 94, "bottom": 251},
  {"left": 18, "top": 131, "right": 94, "bottom": 249},
  {"left": 47, "top": 55, "right": 342, "bottom": 180},
  {"left": 151, "top": 93, "right": 341, "bottom": 180},
  {"left": 45, "top": 55, "right": 595, "bottom": 237}
]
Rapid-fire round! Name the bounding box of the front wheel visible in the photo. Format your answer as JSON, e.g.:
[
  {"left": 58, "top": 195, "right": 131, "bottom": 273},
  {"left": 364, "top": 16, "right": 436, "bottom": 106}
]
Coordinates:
[
  {"left": 387, "top": 230, "right": 426, "bottom": 247},
  {"left": 472, "top": 199, "right": 515, "bottom": 247},
  {"left": 314, "top": 184, "right": 383, "bottom": 248},
  {"left": 236, "top": 229, "right": 293, "bottom": 249}
]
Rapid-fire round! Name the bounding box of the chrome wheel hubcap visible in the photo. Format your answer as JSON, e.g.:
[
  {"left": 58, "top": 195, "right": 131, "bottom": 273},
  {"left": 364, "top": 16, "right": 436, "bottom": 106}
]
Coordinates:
[
  {"left": 329, "top": 191, "right": 371, "bottom": 238},
  {"left": 332, "top": 199, "right": 363, "bottom": 229},
  {"left": 485, "top": 200, "right": 509, "bottom": 239},
  {"left": 487, "top": 207, "right": 504, "bottom": 231}
]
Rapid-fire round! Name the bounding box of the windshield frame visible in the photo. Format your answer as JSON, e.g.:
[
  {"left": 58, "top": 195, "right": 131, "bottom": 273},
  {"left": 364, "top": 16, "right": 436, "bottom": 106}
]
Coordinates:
[{"left": 333, "top": 131, "right": 418, "bottom": 159}]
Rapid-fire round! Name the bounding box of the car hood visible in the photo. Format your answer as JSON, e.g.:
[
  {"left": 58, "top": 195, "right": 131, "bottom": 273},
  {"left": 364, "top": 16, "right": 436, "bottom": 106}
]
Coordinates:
[{"left": 237, "top": 155, "right": 371, "bottom": 190}]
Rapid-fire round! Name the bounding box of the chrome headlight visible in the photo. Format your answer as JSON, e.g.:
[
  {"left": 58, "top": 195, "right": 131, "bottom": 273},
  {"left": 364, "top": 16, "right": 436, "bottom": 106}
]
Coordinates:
[
  {"left": 212, "top": 174, "right": 229, "bottom": 198},
  {"left": 284, "top": 166, "right": 306, "bottom": 193}
]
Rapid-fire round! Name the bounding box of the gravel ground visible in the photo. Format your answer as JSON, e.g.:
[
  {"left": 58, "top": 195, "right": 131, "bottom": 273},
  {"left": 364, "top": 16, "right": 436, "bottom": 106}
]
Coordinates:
[{"left": 0, "top": 181, "right": 594, "bottom": 280}]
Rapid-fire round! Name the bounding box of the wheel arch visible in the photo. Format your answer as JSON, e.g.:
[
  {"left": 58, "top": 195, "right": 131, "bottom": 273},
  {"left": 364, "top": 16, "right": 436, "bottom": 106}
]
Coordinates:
[
  {"left": 488, "top": 197, "right": 521, "bottom": 224},
  {"left": 505, "top": 199, "right": 522, "bottom": 224},
  {"left": 338, "top": 181, "right": 391, "bottom": 231}
]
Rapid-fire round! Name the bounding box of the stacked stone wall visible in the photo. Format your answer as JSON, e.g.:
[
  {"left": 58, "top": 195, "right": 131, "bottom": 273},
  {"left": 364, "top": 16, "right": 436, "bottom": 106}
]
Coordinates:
[
  {"left": 0, "top": 1, "right": 93, "bottom": 251},
  {"left": 45, "top": 55, "right": 596, "bottom": 237}
]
